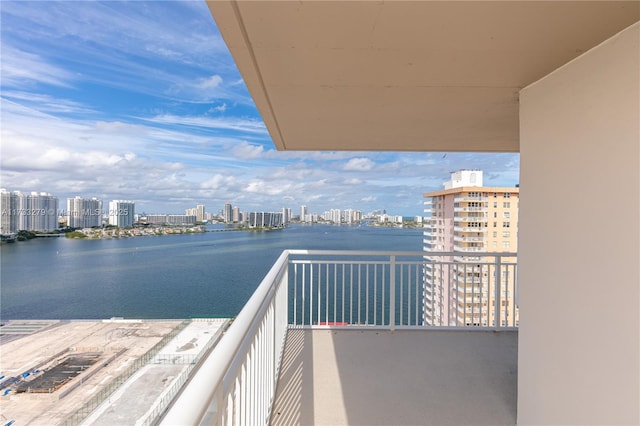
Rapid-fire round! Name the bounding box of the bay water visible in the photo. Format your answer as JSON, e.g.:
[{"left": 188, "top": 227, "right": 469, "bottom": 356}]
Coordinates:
[{"left": 0, "top": 224, "right": 422, "bottom": 320}]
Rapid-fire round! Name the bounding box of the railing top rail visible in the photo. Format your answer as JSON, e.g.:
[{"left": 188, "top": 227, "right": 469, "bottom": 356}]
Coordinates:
[{"left": 286, "top": 249, "right": 517, "bottom": 258}]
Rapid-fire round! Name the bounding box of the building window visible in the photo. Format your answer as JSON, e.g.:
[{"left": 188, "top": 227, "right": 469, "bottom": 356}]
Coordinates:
[
  {"left": 503, "top": 212, "right": 510, "bottom": 218},
  {"left": 493, "top": 222, "right": 497, "bottom": 228},
  {"left": 493, "top": 192, "right": 497, "bottom": 198},
  {"left": 493, "top": 202, "right": 497, "bottom": 208},
  {"left": 503, "top": 202, "right": 510, "bottom": 208},
  {"left": 502, "top": 241, "right": 510, "bottom": 248},
  {"left": 492, "top": 241, "right": 497, "bottom": 248},
  {"left": 504, "top": 193, "right": 511, "bottom": 198},
  {"left": 493, "top": 212, "right": 497, "bottom": 218},
  {"left": 493, "top": 231, "right": 497, "bottom": 237},
  {"left": 503, "top": 222, "right": 510, "bottom": 228},
  {"left": 503, "top": 231, "right": 510, "bottom": 238}
]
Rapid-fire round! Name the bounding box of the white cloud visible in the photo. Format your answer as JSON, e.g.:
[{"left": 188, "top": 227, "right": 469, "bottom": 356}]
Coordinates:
[
  {"left": 231, "top": 141, "right": 265, "bottom": 160},
  {"left": 200, "top": 174, "right": 237, "bottom": 190},
  {"left": 243, "top": 181, "right": 288, "bottom": 196},
  {"left": 344, "top": 158, "right": 375, "bottom": 171},
  {"left": 144, "top": 114, "right": 268, "bottom": 135},
  {"left": 1, "top": 45, "right": 75, "bottom": 88},
  {"left": 209, "top": 103, "right": 227, "bottom": 113},
  {"left": 2, "top": 91, "right": 95, "bottom": 114},
  {"left": 198, "top": 75, "right": 223, "bottom": 89}
]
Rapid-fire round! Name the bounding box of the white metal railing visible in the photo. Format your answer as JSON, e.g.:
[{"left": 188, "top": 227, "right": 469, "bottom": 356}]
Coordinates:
[
  {"left": 453, "top": 226, "right": 486, "bottom": 232},
  {"left": 454, "top": 206, "right": 485, "bottom": 212},
  {"left": 454, "top": 216, "right": 488, "bottom": 222},
  {"left": 454, "top": 235, "right": 485, "bottom": 242},
  {"left": 453, "top": 245, "right": 485, "bottom": 252},
  {"left": 289, "top": 250, "right": 518, "bottom": 330},
  {"left": 289, "top": 251, "right": 426, "bottom": 330},
  {"left": 160, "top": 251, "right": 289, "bottom": 426},
  {"left": 454, "top": 195, "right": 487, "bottom": 202},
  {"left": 160, "top": 250, "right": 518, "bottom": 425}
]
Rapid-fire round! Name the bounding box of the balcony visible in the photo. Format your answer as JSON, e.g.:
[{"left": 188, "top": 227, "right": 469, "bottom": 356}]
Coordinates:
[
  {"left": 453, "top": 195, "right": 487, "bottom": 203},
  {"left": 454, "top": 216, "right": 488, "bottom": 223},
  {"left": 454, "top": 206, "right": 486, "bottom": 212},
  {"left": 453, "top": 234, "right": 485, "bottom": 243},
  {"left": 160, "top": 250, "right": 518, "bottom": 426},
  {"left": 453, "top": 225, "right": 486, "bottom": 233},
  {"left": 453, "top": 245, "right": 485, "bottom": 252}
]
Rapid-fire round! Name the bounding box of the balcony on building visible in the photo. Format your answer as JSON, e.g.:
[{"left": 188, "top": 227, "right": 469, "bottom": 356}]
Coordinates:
[
  {"left": 161, "top": 250, "right": 519, "bottom": 426},
  {"left": 163, "top": 2, "right": 638, "bottom": 425}
]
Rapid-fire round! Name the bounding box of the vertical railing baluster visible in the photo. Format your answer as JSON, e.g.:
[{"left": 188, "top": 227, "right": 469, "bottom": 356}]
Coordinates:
[
  {"left": 293, "top": 263, "right": 298, "bottom": 325},
  {"left": 374, "top": 264, "right": 378, "bottom": 325},
  {"left": 513, "top": 264, "right": 518, "bottom": 326},
  {"left": 309, "top": 263, "right": 313, "bottom": 325},
  {"left": 460, "top": 262, "right": 465, "bottom": 326},
  {"left": 302, "top": 264, "right": 306, "bottom": 326},
  {"left": 494, "top": 255, "right": 502, "bottom": 330},
  {"left": 340, "top": 263, "right": 346, "bottom": 322},
  {"left": 317, "top": 263, "right": 321, "bottom": 326},
  {"left": 454, "top": 263, "right": 459, "bottom": 326},
  {"left": 358, "top": 264, "right": 362, "bottom": 325},
  {"left": 400, "top": 264, "right": 404, "bottom": 325},
  {"left": 390, "top": 256, "right": 396, "bottom": 331},
  {"left": 366, "top": 264, "right": 370, "bottom": 325},
  {"left": 349, "top": 264, "right": 353, "bottom": 325},
  {"left": 471, "top": 263, "right": 476, "bottom": 326},
  {"left": 333, "top": 264, "right": 337, "bottom": 324},
  {"left": 479, "top": 264, "right": 484, "bottom": 326},
  {"left": 240, "top": 363, "right": 246, "bottom": 425},
  {"left": 415, "top": 263, "right": 419, "bottom": 326},
  {"left": 407, "top": 263, "right": 411, "bottom": 326},
  {"left": 325, "top": 263, "right": 329, "bottom": 324},
  {"left": 382, "top": 264, "right": 386, "bottom": 325},
  {"left": 503, "top": 263, "right": 509, "bottom": 326}
]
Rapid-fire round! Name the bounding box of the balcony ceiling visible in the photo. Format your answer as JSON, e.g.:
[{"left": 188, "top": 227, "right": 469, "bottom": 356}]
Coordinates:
[{"left": 207, "top": 1, "right": 639, "bottom": 153}]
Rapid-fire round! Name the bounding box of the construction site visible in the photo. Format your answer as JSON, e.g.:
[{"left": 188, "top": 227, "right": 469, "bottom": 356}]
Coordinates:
[{"left": 0, "top": 318, "right": 229, "bottom": 425}]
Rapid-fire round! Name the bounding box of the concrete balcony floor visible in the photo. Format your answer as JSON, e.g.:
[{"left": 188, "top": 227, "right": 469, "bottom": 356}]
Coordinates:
[{"left": 271, "top": 328, "right": 517, "bottom": 426}]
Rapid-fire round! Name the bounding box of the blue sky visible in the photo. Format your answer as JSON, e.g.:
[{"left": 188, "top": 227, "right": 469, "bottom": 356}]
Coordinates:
[{"left": 0, "top": 1, "right": 519, "bottom": 217}]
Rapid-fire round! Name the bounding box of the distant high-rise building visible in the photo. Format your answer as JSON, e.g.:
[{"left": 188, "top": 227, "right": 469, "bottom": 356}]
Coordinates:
[
  {"left": 108, "top": 200, "right": 135, "bottom": 228},
  {"left": 144, "top": 214, "right": 196, "bottom": 225},
  {"left": 224, "top": 202, "right": 233, "bottom": 223},
  {"left": 186, "top": 204, "right": 206, "bottom": 222},
  {"left": 282, "top": 207, "right": 291, "bottom": 225},
  {"left": 196, "top": 204, "right": 206, "bottom": 222},
  {"left": 0, "top": 190, "right": 59, "bottom": 232},
  {"left": 300, "top": 205, "right": 307, "bottom": 222},
  {"left": 328, "top": 209, "right": 341, "bottom": 224},
  {"left": 232, "top": 206, "right": 240, "bottom": 223},
  {"left": 423, "top": 170, "right": 518, "bottom": 327},
  {"left": 67, "top": 196, "right": 103, "bottom": 228},
  {"left": 0, "top": 189, "right": 19, "bottom": 233},
  {"left": 248, "top": 212, "right": 283, "bottom": 228}
]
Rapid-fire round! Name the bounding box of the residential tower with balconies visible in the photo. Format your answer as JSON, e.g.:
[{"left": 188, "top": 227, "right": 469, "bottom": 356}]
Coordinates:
[{"left": 423, "top": 170, "right": 518, "bottom": 327}]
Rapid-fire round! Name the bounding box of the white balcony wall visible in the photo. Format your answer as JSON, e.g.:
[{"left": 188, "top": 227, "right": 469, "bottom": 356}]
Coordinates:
[{"left": 518, "top": 23, "right": 639, "bottom": 425}]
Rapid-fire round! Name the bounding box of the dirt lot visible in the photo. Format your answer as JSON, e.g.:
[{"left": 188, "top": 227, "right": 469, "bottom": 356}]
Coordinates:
[{"left": 0, "top": 319, "right": 183, "bottom": 425}]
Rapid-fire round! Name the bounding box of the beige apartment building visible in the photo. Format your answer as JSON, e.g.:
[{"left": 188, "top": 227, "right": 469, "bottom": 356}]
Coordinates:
[{"left": 424, "top": 170, "right": 518, "bottom": 327}]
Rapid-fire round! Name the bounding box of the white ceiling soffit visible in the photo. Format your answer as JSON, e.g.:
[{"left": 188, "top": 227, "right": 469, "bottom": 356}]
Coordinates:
[{"left": 207, "top": 1, "right": 640, "bottom": 153}]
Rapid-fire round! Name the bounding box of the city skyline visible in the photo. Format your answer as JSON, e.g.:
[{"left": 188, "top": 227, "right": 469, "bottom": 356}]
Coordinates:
[
  {"left": 1, "top": 1, "right": 519, "bottom": 216},
  {"left": 0, "top": 189, "right": 406, "bottom": 234}
]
